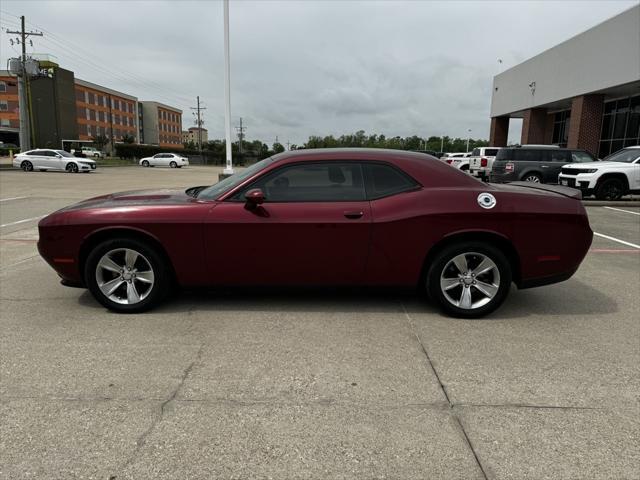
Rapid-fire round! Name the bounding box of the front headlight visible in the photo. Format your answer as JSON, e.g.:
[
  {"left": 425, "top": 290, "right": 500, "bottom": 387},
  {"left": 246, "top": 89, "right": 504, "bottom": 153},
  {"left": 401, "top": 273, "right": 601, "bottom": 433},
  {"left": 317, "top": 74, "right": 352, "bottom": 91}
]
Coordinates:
[{"left": 583, "top": 169, "right": 598, "bottom": 174}]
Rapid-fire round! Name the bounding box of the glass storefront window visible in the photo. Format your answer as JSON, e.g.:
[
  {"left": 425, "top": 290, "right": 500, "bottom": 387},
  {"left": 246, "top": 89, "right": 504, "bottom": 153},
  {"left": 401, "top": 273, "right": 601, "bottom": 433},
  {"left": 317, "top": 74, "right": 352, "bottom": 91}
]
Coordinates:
[{"left": 599, "top": 95, "right": 640, "bottom": 157}]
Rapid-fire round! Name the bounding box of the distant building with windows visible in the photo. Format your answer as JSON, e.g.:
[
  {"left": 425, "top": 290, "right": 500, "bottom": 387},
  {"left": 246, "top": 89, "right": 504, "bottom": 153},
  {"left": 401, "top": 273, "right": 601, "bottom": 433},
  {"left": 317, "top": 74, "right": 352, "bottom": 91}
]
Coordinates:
[
  {"left": 140, "top": 101, "right": 183, "bottom": 148},
  {"left": 0, "top": 60, "right": 183, "bottom": 150},
  {"left": 489, "top": 4, "right": 640, "bottom": 158},
  {"left": 182, "top": 126, "right": 208, "bottom": 144},
  {"left": 75, "top": 79, "right": 138, "bottom": 144}
]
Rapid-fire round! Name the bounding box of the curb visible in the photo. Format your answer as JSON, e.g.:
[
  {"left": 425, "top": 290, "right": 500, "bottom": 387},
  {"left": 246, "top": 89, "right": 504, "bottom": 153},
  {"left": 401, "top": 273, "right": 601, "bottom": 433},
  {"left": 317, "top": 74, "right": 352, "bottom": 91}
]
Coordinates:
[{"left": 582, "top": 200, "right": 639, "bottom": 207}]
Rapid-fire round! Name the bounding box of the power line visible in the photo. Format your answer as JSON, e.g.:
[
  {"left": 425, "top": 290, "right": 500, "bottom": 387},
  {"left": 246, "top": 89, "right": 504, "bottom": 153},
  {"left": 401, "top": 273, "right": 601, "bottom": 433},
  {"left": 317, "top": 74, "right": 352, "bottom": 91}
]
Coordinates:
[
  {"left": 190, "top": 96, "right": 206, "bottom": 155},
  {"left": 235, "top": 117, "right": 246, "bottom": 155}
]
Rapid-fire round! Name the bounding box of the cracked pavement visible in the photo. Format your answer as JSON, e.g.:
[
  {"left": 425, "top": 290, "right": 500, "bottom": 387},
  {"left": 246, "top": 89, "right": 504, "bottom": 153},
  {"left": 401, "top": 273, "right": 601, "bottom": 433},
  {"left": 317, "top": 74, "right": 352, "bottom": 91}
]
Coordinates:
[{"left": 1, "top": 167, "right": 638, "bottom": 479}]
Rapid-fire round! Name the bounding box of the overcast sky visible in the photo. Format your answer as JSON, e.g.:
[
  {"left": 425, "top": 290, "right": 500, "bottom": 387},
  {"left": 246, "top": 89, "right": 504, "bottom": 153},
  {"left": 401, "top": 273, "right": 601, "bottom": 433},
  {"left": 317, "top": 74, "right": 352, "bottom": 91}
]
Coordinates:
[{"left": 0, "top": 0, "right": 636, "bottom": 146}]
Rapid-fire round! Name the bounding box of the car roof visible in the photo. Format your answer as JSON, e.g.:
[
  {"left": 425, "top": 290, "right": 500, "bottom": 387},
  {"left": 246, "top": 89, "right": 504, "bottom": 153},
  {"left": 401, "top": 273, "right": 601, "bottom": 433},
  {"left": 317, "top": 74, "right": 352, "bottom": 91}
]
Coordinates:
[{"left": 267, "top": 148, "right": 481, "bottom": 189}]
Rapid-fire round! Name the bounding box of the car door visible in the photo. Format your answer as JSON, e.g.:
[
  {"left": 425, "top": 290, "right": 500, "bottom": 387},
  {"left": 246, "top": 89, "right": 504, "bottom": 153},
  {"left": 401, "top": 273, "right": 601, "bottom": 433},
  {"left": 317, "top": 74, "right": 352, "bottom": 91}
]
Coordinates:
[
  {"left": 545, "top": 150, "right": 572, "bottom": 183},
  {"left": 40, "top": 150, "right": 61, "bottom": 170},
  {"left": 203, "top": 162, "right": 372, "bottom": 285},
  {"left": 151, "top": 154, "right": 163, "bottom": 166}
]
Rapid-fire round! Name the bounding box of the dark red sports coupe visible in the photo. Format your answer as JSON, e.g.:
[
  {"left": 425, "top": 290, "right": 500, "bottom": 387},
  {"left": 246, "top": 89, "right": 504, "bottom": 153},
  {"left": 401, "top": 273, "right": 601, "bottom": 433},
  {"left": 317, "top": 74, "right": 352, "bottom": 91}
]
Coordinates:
[{"left": 38, "top": 149, "right": 593, "bottom": 317}]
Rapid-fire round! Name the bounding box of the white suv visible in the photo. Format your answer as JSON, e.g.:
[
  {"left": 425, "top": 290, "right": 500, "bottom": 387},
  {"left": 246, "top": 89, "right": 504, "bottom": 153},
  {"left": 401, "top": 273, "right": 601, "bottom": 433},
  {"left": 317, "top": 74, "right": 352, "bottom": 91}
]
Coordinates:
[
  {"left": 558, "top": 146, "right": 640, "bottom": 200},
  {"left": 441, "top": 152, "right": 472, "bottom": 171},
  {"left": 468, "top": 147, "right": 502, "bottom": 181}
]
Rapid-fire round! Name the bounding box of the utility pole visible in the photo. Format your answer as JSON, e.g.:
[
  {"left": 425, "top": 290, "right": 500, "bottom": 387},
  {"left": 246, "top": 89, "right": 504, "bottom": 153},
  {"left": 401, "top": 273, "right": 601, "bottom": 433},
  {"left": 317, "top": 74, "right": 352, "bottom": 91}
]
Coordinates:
[
  {"left": 6, "top": 16, "right": 43, "bottom": 151},
  {"left": 286, "top": 140, "right": 290, "bottom": 151},
  {"left": 466, "top": 129, "right": 472, "bottom": 153},
  {"left": 235, "top": 117, "right": 246, "bottom": 155},
  {"left": 441, "top": 136, "right": 444, "bottom": 153},
  {"left": 190, "top": 96, "right": 206, "bottom": 157}
]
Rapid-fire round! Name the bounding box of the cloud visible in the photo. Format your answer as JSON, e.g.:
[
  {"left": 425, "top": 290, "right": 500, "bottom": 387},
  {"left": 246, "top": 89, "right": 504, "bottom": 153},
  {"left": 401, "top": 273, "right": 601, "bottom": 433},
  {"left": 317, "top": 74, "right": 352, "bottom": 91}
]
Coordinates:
[{"left": 0, "top": 0, "right": 635, "bottom": 145}]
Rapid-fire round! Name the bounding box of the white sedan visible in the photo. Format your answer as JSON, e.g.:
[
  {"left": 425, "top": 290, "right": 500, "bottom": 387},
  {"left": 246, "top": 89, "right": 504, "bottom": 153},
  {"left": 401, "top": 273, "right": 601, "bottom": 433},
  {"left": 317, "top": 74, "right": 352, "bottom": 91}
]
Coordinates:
[
  {"left": 139, "top": 153, "right": 189, "bottom": 168},
  {"left": 13, "top": 149, "right": 96, "bottom": 173}
]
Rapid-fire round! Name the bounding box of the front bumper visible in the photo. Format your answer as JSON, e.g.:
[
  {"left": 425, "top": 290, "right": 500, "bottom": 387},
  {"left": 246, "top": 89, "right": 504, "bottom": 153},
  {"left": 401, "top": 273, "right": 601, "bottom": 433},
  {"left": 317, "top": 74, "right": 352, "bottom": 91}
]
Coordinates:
[{"left": 558, "top": 173, "right": 597, "bottom": 197}]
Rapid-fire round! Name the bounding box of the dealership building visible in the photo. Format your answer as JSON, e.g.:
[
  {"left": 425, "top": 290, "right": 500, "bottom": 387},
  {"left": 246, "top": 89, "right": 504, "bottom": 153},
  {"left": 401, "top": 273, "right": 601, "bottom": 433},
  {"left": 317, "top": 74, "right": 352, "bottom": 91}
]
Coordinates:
[{"left": 489, "top": 4, "right": 640, "bottom": 158}]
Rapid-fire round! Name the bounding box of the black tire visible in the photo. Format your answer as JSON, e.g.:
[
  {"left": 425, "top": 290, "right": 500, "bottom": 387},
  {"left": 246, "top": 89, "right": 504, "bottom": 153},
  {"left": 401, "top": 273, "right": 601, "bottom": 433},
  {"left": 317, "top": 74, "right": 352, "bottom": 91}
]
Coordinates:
[
  {"left": 169, "top": 161, "right": 177, "bottom": 168},
  {"left": 21, "top": 160, "right": 33, "bottom": 172},
  {"left": 142, "top": 160, "right": 149, "bottom": 167},
  {"left": 84, "top": 237, "right": 172, "bottom": 313},
  {"left": 65, "top": 162, "right": 79, "bottom": 173},
  {"left": 522, "top": 173, "right": 542, "bottom": 183},
  {"left": 425, "top": 241, "right": 512, "bottom": 318},
  {"left": 595, "top": 178, "right": 625, "bottom": 201}
]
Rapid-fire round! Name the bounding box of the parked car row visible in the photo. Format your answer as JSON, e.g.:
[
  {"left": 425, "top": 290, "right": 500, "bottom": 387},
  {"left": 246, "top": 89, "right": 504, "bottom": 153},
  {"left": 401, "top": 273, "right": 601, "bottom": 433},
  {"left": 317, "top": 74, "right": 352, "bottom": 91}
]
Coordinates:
[{"left": 441, "top": 144, "right": 639, "bottom": 201}]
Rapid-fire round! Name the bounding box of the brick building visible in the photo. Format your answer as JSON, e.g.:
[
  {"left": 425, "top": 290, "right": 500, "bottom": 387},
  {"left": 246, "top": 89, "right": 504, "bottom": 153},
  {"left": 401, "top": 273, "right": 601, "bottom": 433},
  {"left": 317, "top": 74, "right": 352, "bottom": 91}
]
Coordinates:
[
  {"left": 0, "top": 74, "right": 20, "bottom": 144},
  {"left": 75, "top": 79, "right": 138, "bottom": 144},
  {"left": 489, "top": 5, "right": 640, "bottom": 158},
  {"left": 140, "top": 101, "right": 183, "bottom": 148},
  {"left": 1, "top": 63, "right": 183, "bottom": 150},
  {"left": 182, "top": 126, "right": 208, "bottom": 144}
]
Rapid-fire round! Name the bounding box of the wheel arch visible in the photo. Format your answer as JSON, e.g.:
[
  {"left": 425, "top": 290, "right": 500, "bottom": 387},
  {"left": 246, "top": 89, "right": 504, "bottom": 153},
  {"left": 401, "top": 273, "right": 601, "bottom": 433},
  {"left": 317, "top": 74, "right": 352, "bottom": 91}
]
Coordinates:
[
  {"left": 596, "top": 172, "right": 629, "bottom": 190},
  {"left": 79, "top": 227, "right": 177, "bottom": 285},
  {"left": 420, "top": 230, "right": 521, "bottom": 286}
]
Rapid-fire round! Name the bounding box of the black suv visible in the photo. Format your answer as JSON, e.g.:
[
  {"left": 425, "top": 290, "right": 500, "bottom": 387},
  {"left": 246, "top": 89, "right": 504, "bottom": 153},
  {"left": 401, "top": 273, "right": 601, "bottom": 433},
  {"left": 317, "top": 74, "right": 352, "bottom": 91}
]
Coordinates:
[{"left": 490, "top": 147, "right": 597, "bottom": 184}]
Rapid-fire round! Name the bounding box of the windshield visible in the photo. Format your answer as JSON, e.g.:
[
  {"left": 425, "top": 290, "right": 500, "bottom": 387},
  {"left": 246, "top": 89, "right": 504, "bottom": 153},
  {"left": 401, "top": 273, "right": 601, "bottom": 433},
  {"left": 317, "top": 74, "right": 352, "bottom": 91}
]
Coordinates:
[
  {"left": 197, "top": 157, "right": 275, "bottom": 199},
  {"left": 603, "top": 149, "right": 640, "bottom": 163}
]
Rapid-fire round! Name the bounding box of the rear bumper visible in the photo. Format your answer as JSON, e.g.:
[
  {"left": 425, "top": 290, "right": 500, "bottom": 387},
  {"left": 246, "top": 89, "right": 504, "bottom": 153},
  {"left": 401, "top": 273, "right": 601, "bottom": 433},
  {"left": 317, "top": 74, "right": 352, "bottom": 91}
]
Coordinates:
[{"left": 517, "top": 267, "right": 578, "bottom": 289}]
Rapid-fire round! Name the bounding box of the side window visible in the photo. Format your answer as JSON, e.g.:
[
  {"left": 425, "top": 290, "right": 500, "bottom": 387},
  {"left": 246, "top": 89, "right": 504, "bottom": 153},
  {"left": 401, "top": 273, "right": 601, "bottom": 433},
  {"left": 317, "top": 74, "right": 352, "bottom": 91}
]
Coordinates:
[
  {"left": 550, "top": 150, "right": 571, "bottom": 162},
  {"left": 42, "top": 150, "right": 57, "bottom": 157},
  {"left": 485, "top": 149, "right": 499, "bottom": 156},
  {"left": 364, "top": 163, "right": 419, "bottom": 200},
  {"left": 513, "top": 149, "right": 541, "bottom": 162},
  {"left": 244, "top": 163, "right": 366, "bottom": 202},
  {"left": 571, "top": 151, "right": 595, "bottom": 163}
]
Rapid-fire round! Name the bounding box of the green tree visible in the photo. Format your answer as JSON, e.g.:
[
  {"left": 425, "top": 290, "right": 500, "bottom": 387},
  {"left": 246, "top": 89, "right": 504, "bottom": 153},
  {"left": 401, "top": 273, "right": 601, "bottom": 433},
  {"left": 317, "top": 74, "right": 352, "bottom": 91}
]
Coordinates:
[
  {"left": 121, "top": 134, "right": 135, "bottom": 144},
  {"left": 272, "top": 142, "right": 285, "bottom": 154}
]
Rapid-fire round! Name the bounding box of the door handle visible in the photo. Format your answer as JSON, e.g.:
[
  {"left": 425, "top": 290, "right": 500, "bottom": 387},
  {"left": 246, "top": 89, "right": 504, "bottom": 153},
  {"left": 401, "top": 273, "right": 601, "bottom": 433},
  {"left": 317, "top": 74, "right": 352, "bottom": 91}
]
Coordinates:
[{"left": 344, "top": 211, "right": 364, "bottom": 219}]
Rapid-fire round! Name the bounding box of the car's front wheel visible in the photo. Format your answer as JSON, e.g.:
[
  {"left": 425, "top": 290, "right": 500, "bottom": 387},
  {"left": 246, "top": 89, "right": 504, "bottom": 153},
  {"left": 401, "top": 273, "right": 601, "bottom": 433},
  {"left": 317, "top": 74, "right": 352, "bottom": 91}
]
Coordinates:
[
  {"left": 426, "top": 242, "right": 512, "bottom": 318},
  {"left": 142, "top": 160, "right": 149, "bottom": 167},
  {"left": 65, "top": 162, "right": 79, "bottom": 173},
  {"left": 85, "top": 238, "right": 171, "bottom": 313},
  {"left": 21, "top": 160, "right": 33, "bottom": 172},
  {"left": 595, "top": 178, "right": 625, "bottom": 201}
]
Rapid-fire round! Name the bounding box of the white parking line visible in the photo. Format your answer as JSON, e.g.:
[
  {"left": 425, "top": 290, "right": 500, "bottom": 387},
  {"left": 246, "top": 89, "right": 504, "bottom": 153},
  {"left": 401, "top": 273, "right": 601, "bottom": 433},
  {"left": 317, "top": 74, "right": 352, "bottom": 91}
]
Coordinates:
[
  {"left": 0, "top": 196, "right": 28, "bottom": 202},
  {"left": 0, "top": 216, "right": 45, "bottom": 228},
  {"left": 603, "top": 206, "right": 640, "bottom": 216},
  {"left": 593, "top": 232, "right": 640, "bottom": 249}
]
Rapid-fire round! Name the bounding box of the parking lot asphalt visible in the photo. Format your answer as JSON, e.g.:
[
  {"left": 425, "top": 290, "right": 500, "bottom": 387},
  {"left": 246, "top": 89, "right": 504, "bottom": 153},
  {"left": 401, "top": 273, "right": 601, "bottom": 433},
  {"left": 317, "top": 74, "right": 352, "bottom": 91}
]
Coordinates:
[{"left": 1, "top": 166, "right": 638, "bottom": 479}]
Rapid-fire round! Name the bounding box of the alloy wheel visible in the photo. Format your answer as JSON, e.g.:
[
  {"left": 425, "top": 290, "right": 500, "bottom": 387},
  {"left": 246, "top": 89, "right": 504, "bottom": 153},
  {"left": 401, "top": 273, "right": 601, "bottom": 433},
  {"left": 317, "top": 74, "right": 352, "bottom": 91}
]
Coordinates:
[
  {"left": 21, "top": 161, "right": 33, "bottom": 172},
  {"left": 439, "top": 252, "right": 500, "bottom": 310},
  {"left": 524, "top": 175, "right": 541, "bottom": 183},
  {"left": 170, "top": 161, "right": 177, "bottom": 168},
  {"left": 95, "top": 248, "right": 155, "bottom": 305},
  {"left": 66, "top": 163, "right": 79, "bottom": 173}
]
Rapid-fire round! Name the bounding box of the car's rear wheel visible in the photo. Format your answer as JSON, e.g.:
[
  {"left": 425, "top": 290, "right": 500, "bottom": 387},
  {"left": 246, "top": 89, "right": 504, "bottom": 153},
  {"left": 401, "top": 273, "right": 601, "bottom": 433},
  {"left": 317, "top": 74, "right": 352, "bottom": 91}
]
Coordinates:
[
  {"left": 595, "top": 178, "right": 625, "bottom": 201},
  {"left": 85, "top": 238, "right": 171, "bottom": 313},
  {"left": 66, "top": 162, "right": 79, "bottom": 173},
  {"left": 426, "top": 242, "right": 512, "bottom": 318},
  {"left": 142, "top": 160, "right": 149, "bottom": 167},
  {"left": 523, "top": 173, "right": 542, "bottom": 183},
  {"left": 169, "top": 161, "right": 177, "bottom": 168},
  {"left": 21, "top": 160, "right": 33, "bottom": 172}
]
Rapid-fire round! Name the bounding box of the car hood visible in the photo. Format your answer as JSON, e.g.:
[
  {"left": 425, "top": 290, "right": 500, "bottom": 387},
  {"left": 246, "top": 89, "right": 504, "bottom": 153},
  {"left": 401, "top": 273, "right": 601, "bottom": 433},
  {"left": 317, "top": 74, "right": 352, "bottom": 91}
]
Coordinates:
[
  {"left": 564, "top": 161, "right": 634, "bottom": 169},
  {"left": 56, "top": 188, "right": 196, "bottom": 212}
]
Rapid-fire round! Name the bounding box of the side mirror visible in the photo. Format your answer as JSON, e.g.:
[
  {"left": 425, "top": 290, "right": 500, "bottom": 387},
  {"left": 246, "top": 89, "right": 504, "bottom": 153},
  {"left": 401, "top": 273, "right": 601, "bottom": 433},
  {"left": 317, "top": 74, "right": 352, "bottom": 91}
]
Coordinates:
[{"left": 244, "top": 188, "right": 265, "bottom": 209}]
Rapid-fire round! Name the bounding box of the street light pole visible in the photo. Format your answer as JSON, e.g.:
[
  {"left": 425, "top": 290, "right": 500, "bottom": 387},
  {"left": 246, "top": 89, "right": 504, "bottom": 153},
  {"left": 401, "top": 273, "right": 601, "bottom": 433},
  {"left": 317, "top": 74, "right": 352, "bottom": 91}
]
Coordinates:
[
  {"left": 222, "top": 0, "right": 234, "bottom": 175},
  {"left": 466, "top": 129, "right": 472, "bottom": 153}
]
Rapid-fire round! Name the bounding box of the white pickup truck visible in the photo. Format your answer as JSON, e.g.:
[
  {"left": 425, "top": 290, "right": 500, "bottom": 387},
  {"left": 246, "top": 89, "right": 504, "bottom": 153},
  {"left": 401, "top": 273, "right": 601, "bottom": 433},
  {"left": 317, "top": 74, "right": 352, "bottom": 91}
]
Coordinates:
[
  {"left": 468, "top": 147, "right": 502, "bottom": 181},
  {"left": 558, "top": 146, "right": 640, "bottom": 200},
  {"left": 71, "top": 147, "right": 106, "bottom": 158}
]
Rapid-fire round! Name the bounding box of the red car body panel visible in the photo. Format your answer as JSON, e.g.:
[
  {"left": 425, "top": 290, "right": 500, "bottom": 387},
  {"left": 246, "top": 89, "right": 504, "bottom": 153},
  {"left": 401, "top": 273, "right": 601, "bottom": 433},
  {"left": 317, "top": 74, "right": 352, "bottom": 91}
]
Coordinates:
[{"left": 38, "top": 149, "right": 593, "bottom": 291}]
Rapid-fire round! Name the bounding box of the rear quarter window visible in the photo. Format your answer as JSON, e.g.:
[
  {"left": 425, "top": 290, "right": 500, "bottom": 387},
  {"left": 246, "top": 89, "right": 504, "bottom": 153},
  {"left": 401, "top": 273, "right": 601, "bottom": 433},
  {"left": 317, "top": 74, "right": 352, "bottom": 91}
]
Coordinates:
[{"left": 364, "top": 163, "right": 419, "bottom": 200}]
